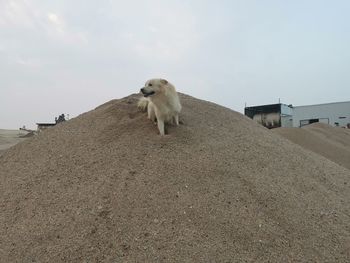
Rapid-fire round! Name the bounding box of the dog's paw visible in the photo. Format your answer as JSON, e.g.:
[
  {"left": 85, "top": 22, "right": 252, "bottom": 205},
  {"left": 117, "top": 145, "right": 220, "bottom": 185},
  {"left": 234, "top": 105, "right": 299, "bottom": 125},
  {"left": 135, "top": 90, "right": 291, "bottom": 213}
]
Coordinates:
[{"left": 137, "top": 97, "right": 149, "bottom": 112}]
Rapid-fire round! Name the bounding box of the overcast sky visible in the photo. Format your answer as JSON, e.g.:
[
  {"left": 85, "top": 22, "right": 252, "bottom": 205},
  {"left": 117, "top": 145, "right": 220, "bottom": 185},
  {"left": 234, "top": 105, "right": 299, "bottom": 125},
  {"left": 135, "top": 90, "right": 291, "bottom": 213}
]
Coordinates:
[{"left": 1, "top": 0, "right": 350, "bottom": 129}]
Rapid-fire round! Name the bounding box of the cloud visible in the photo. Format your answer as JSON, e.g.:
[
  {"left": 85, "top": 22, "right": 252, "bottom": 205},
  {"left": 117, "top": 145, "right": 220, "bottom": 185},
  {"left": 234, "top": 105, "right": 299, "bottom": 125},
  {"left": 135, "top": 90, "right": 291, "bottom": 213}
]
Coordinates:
[
  {"left": 1, "top": 0, "right": 196, "bottom": 61},
  {"left": 0, "top": 1, "right": 88, "bottom": 47},
  {"left": 104, "top": 0, "right": 198, "bottom": 61},
  {"left": 47, "top": 12, "right": 64, "bottom": 32},
  {"left": 45, "top": 12, "right": 88, "bottom": 45},
  {"left": 0, "top": 0, "right": 36, "bottom": 28}
]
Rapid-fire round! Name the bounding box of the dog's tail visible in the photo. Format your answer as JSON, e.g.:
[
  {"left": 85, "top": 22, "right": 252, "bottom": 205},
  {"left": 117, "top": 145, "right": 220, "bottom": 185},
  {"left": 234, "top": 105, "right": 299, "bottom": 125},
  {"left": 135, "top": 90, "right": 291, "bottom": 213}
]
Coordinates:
[{"left": 137, "top": 97, "right": 149, "bottom": 112}]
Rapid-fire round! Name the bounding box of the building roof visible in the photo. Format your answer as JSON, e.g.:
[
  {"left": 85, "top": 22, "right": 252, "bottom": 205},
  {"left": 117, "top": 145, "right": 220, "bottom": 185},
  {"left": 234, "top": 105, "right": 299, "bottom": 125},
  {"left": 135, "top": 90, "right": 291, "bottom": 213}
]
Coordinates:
[
  {"left": 294, "top": 101, "right": 350, "bottom": 108},
  {"left": 36, "top": 123, "right": 56, "bottom": 126}
]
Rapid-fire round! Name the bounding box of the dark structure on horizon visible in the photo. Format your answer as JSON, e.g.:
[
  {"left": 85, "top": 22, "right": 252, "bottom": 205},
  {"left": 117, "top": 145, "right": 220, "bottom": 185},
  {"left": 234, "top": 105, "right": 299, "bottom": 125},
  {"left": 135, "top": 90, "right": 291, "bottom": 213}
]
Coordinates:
[{"left": 36, "top": 114, "right": 66, "bottom": 132}]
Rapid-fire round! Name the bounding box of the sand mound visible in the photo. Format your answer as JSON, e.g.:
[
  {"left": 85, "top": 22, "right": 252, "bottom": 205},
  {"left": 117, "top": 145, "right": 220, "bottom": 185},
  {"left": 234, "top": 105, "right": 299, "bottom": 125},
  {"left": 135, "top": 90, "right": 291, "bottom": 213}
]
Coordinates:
[
  {"left": 1, "top": 94, "right": 349, "bottom": 262},
  {"left": 19, "top": 131, "right": 35, "bottom": 138},
  {"left": 273, "top": 123, "right": 350, "bottom": 170},
  {"left": 0, "top": 129, "right": 29, "bottom": 156}
]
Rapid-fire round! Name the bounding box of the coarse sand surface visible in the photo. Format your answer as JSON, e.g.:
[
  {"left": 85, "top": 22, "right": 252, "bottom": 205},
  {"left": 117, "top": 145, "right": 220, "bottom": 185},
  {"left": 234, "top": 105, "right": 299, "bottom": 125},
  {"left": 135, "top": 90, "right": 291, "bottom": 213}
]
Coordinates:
[
  {"left": 1, "top": 94, "right": 349, "bottom": 262},
  {"left": 273, "top": 123, "right": 350, "bottom": 170},
  {"left": 0, "top": 129, "right": 29, "bottom": 156}
]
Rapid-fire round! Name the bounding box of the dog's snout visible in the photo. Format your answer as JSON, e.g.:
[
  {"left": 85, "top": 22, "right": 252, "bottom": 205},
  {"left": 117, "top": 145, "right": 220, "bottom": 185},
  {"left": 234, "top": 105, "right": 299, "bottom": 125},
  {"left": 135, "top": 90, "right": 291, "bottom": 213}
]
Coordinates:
[{"left": 140, "top": 88, "right": 144, "bottom": 93}]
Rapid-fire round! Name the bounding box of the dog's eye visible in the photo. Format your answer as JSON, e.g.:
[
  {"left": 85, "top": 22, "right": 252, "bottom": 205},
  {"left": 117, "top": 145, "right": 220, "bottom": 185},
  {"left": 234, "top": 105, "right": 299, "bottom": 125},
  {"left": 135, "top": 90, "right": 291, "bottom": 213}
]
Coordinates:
[{"left": 149, "top": 83, "right": 152, "bottom": 86}]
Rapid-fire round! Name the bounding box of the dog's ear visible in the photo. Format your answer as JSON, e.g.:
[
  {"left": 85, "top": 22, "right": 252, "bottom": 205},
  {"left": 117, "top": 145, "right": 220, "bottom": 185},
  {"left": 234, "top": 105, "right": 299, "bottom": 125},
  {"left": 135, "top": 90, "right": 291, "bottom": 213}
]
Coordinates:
[{"left": 160, "top": 79, "right": 168, "bottom": 85}]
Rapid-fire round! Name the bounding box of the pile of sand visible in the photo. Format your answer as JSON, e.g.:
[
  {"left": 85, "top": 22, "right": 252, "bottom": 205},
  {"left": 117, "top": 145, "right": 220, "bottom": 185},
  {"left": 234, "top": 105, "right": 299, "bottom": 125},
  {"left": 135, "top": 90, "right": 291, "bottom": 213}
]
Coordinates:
[
  {"left": 1, "top": 94, "right": 349, "bottom": 262},
  {"left": 0, "top": 129, "right": 29, "bottom": 156},
  {"left": 273, "top": 123, "right": 350, "bottom": 170}
]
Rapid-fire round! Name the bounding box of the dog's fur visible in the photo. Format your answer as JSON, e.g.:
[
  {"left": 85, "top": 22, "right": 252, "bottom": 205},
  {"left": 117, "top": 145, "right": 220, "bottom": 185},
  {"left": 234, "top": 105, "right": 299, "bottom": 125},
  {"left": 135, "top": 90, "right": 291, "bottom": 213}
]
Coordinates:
[{"left": 138, "top": 78, "right": 181, "bottom": 135}]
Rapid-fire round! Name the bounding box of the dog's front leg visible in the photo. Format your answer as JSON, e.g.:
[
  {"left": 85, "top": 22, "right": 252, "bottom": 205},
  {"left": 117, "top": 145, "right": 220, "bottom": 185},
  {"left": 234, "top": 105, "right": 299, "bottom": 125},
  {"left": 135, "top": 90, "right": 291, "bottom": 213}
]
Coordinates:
[
  {"left": 174, "top": 114, "right": 179, "bottom": 126},
  {"left": 157, "top": 119, "right": 165, "bottom": 135},
  {"left": 148, "top": 104, "right": 156, "bottom": 123}
]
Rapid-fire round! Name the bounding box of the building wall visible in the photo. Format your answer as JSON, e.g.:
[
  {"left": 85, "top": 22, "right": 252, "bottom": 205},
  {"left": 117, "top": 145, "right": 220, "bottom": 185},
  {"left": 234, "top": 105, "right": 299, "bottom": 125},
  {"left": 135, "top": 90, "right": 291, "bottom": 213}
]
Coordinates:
[
  {"left": 292, "top": 101, "right": 350, "bottom": 128},
  {"left": 281, "top": 115, "right": 293, "bottom": 127},
  {"left": 280, "top": 104, "right": 293, "bottom": 128}
]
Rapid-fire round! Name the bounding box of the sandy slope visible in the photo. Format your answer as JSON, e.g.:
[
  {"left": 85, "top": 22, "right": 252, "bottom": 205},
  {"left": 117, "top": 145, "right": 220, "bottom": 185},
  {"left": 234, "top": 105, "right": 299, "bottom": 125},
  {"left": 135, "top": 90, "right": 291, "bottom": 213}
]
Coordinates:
[
  {"left": 0, "top": 94, "right": 349, "bottom": 262},
  {"left": 0, "top": 129, "right": 29, "bottom": 155},
  {"left": 273, "top": 123, "right": 350, "bottom": 170}
]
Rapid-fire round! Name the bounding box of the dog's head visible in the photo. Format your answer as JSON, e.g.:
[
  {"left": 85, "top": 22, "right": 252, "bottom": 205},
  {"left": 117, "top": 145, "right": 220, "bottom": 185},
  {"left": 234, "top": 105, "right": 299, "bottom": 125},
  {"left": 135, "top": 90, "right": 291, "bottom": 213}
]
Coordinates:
[{"left": 140, "top": 78, "right": 168, "bottom": 98}]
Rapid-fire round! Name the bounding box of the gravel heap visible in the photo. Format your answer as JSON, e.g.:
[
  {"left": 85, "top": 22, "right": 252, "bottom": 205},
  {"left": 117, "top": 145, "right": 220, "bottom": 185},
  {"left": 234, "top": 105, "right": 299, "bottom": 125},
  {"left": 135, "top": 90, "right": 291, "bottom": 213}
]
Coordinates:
[
  {"left": 0, "top": 129, "right": 29, "bottom": 156},
  {"left": 273, "top": 122, "right": 350, "bottom": 170},
  {"left": 1, "top": 94, "right": 349, "bottom": 262}
]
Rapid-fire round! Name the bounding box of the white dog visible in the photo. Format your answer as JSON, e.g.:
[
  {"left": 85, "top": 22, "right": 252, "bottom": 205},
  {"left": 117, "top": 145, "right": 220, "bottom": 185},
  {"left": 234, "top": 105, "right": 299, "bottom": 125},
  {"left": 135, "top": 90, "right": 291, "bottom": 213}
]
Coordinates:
[{"left": 138, "top": 78, "right": 182, "bottom": 135}]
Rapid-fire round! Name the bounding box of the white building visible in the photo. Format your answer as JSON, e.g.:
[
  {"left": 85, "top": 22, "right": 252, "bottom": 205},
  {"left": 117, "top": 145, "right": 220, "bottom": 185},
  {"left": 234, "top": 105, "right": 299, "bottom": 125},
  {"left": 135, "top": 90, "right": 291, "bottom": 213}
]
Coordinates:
[
  {"left": 245, "top": 103, "right": 293, "bottom": 129},
  {"left": 292, "top": 101, "right": 350, "bottom": 128},
  {"left": 245, "top": 101, "right": 350, "bottom": 128}
]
